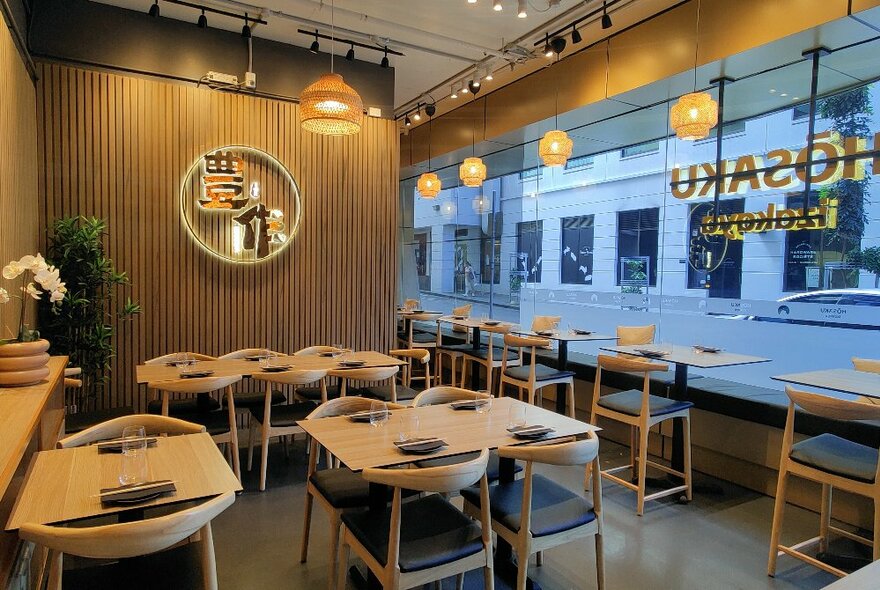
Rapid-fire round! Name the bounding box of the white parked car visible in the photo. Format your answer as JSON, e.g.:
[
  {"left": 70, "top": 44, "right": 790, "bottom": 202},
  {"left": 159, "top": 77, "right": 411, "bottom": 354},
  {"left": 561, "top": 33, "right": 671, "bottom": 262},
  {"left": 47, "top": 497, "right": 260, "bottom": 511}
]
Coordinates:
[{"left": 738, "top": 289, "right": 880, "bottom": 330}]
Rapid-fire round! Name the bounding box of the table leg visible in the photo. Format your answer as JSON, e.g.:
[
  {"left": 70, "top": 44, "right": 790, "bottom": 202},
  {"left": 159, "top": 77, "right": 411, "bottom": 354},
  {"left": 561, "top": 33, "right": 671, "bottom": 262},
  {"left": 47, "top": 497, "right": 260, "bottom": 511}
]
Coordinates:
[
  {"left": 470, "top": 327, "right": 482, "bottom": 391},
  {"left": 555, "top": 341, "right": 569, "bottom": 415},
  {"left": 670, "top": 363, "right": 688, "bottom": 474}
]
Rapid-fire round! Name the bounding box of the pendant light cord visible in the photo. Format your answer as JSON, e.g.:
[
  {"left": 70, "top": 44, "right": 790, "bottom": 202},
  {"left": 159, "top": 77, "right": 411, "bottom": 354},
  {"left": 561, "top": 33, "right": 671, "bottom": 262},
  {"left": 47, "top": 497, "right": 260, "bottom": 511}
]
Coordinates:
[
  {"left": 330, "top": 0, "right": 335, "bottom": 74},
  {"left": 692, "top": 0, "right": 700, "bottom": 92}
]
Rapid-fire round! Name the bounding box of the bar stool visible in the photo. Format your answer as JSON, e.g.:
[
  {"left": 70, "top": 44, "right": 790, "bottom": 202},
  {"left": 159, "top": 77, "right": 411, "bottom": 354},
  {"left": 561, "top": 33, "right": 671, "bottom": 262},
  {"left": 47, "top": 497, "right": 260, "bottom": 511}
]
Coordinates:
[
  {"left": 328, "top": 365, "right": 400, "bottom": 401},
  {"left": 397, "top": 315, "right": 439, "bottom": 387},
  {"left": 291, "top": 346, "right": 345, "bottom": 403},
  {"left": 435, "top": 304, "right": 472, "bottom": 386},
  {"left": 460, "top": 323, "right": 520, "bottom": 397},
  {"left": 499, "top": 333, "right": 576, "bottom": 417},
  {"left": 246, "top": 369, "right": 326, "bottom": 491},
  {"left": 768, "top": 386, "right": 880, "bottom": 578},
  {"left": 147, "top": 375, "right": 243, "bottom": 482},
  {"left": 144, "top": 353, "right": 220, "bottom": 416},
  {"left": 362, "top": 349, "right": 431, "bottom": 404},
  {"left": 589, "top": 354, "right": 692, "bottom": 516}
]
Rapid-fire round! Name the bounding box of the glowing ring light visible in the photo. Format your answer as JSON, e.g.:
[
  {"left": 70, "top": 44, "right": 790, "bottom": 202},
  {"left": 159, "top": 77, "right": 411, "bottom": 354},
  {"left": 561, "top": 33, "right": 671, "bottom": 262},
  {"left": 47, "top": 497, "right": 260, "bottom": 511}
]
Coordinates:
[{"left": 180, "top": 145, "right": 302, "bottom": 263}]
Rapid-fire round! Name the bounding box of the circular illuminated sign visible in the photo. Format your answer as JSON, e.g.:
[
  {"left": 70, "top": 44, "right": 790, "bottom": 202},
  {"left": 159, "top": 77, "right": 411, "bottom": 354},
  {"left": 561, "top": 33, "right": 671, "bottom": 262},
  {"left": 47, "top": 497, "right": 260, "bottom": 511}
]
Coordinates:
[
  {"left": 180, "top": 145, "right": 302, "bottom": 263},
  {"left": 688, "top": 202, "right": 729, "bottom": 274}
]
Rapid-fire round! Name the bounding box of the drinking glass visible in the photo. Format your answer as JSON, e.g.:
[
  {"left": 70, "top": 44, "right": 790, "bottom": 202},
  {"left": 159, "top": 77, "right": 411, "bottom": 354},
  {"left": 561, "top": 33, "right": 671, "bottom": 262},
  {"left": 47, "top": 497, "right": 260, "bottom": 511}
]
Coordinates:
[
  {"left": 260, "top": 351, "right": 277, "bottom": 369},
  {"left": 119, "top": 425, "right": 148, "bottom": 485},
  {"left": 175, "top": 351, "right": 192, "bottom": 367},
  {"left": 398, "top": 413, "right": 420, "bottom": 441},
  {"left": 369, "top": 400, "right": 388, "bottom": 428},
  {"left": 508, "top": 403, "right": 527, "bottom": 429},
  {"left": 333, "top": 343, "right": 347, "bottom": 360},
  {"left": 475, "top": 392, "right": 492, "bottom": 414}
]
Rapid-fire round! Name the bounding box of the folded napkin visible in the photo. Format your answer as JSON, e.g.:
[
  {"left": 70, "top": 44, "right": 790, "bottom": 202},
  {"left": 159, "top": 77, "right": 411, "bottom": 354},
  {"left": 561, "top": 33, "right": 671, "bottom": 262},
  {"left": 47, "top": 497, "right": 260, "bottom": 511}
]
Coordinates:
[
  {"left": 693, "top": 345, "right": 721, "bottom": 353},
  {"left": 180, "top": 370, "right": 214, "bottom": 378},
  {"left": 100, "top": 480, "right": 176, "bottom": 505},
  {"left": 95, "top": 436, "right": 158, "bottom": 454},
  {"left": 635, "top": 349, "right": 667, "bottom": 358}
]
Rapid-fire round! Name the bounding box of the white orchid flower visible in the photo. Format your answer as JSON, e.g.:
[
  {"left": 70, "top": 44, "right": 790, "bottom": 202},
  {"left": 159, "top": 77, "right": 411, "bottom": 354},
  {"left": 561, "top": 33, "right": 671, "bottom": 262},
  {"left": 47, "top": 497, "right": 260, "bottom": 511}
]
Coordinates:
[
  {"left": 24, "top": 283, "right": 41, "bottom": 300},
  {"left": 49, "top": 289, "right": 65, "bottom": 303},
  {"left": 2, "top": 261, "right": 25, "bottom": 279},
  {"left": 34, "top": 266, "right": 60, "bottom": 290},
  {"left": 0, "top": 287, "right": 8, "bottom": 304},
  {"left": 19, "top": 254, "right": 47, "bottom": 272}
]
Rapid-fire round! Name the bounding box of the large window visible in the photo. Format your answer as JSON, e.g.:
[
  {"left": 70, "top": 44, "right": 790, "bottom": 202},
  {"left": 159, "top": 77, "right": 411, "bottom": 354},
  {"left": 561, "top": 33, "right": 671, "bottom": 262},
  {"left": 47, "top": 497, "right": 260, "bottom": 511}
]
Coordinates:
[
  {"left": 561, "top": 215, "right": 595, "bottom": 285},
  {"left": 617, "top": 208, "right": 659, "bottom": 287},
  {"left": 516, "top": 221, "right": 543, "bottom": 283}
]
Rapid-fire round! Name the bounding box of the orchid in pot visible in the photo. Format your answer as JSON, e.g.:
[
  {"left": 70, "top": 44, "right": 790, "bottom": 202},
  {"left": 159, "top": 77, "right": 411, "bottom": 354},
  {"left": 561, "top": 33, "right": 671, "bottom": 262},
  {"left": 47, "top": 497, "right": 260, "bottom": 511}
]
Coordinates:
[{"left": 1, "top": 254, "right": 67, "bottom": 343}]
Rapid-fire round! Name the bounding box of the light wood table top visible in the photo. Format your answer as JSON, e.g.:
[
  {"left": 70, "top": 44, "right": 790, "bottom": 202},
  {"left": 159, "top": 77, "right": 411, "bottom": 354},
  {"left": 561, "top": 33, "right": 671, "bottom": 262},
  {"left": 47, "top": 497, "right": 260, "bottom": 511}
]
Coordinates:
[
  {"left": 6, "top": 432, "right": 241, "bottom": 530},
  {"left": 297, "top": 397, "right": 599, "bottom": 472},
  {"left": 135, "top": 351, "right": 406, "bottom": 384},
  {"left": 397, "top": 310, "right": 444, "bottom": 321},
  {"left": 600, "top": 344, "right": 771, "bottom": 369},
  {"left": 0, "top": 356, "right": 66, "bottom": 499},
  {"left": 772, "top": 368, "right": 880, "bottom": 399},
  {"left": 436, "top": 316, "right": 516, "bottom": 330},
  {"left": 511, "top": 328, "right": 618, "bottom": 343}
]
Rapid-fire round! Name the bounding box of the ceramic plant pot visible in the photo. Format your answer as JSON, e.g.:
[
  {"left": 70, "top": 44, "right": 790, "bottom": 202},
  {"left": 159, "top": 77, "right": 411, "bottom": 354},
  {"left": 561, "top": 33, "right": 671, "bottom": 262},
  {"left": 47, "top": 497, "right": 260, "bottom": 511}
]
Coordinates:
[{"left": 0, "top": 339, "right": 51, "bottom": 387}]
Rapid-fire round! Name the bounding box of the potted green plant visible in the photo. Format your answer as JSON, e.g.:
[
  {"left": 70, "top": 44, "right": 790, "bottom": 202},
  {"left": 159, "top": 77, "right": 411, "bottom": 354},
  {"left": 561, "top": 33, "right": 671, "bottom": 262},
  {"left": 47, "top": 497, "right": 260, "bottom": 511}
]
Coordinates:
[{"left": 39, "top": 217, "right": 140, "bottom": 411}]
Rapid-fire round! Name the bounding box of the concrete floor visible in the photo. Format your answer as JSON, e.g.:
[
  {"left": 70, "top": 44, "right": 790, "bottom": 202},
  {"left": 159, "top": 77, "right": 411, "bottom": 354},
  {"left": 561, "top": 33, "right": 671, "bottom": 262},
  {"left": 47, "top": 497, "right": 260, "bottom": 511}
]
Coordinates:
[{"left": 213, "top": 439, "right": 849, "bottom": 590}]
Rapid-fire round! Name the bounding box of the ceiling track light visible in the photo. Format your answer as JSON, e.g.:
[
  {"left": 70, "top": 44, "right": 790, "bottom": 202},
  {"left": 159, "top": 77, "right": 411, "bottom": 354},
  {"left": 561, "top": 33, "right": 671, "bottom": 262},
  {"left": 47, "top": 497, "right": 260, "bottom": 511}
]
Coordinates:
[
  {"left": 148, "top": 0, "right": 159, "bottom": 18},
  {"left": 450, "top": 84, "right": 458, "bottom": 99},
  {"left": 571, "top": 25, "right": 582, "bottom": 44},
  {"left": 404, "top": 115, "right": 412, "bottom": 127},
  {"left": 517, "top": 0, "right": 527, "bottom": 18},
  {"left": 381, "top": 47, "right": 390, "bottom": 68},
  {"left": 551, "top": 37, "right": 567, "bottom": 55},
  {"left": 425, "top": 103, "right": 436, "bottom": 117},
  {"left": 460, "top": 81, "right": 469, "bottom": 95},
  {"left": 309, "top": 29, "right": 320, "bottom": 53},
  {"left": 543, "top": 34, "right": 553, "bottom": 58},
  {"left": 468, "top": 79, "right": 481, "bottom": 95},
  {"left": 413, "top": 107, "right": 421, "bottom": 121},
  {"left": 601, "top": 1, "right": 612, "bottom": 29},
  {"left": 241, "top": 13, "right": 251, "bottom": 38},
  {"left": 493, "top": 0, "right": 502, "bottom": 10},
  {"left": 197, "top": 9, "right": 207, "bottom": 28},
  {"left": 345, "top": 44, "right": 355, "bottom": 61}
]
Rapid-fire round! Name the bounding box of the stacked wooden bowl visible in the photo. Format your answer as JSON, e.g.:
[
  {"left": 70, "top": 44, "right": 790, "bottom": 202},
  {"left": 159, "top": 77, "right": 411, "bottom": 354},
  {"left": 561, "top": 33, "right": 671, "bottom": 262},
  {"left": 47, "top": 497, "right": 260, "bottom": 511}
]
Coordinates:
[{"left": 0, "top": 340, "right": 50, "bottom": 387}]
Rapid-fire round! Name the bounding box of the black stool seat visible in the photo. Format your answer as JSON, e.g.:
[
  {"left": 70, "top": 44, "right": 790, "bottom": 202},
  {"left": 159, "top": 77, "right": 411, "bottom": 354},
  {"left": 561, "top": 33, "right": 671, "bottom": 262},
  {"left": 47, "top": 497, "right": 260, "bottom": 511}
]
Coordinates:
[
  {"left": 363, "top": 384, "right": 419, "bottom": 403},
  {"left": 790, "top": 433, "right": 879, "bottom": 483},
  {"left": 62, "top": 540, "right": 205, "bottom": 590},
  {"left": 146, "top": 398, "right": 221, "bottom": 416},
  {"left": 597, "top": 389, "right": 693, "bottom": 417},
  {"left": 65, "top": 407, "right": 135, "bottom": 434},
  {"left": 462, "top": 474, "right": 596, "bottom": 537},
  {"left": 250, "top": 402, "right": 316, "bottom": 427},
  {"left": 503, "top": 364, "right": 575, "bottom": 382},
  {"left": 405, "top": 332, "right": 436, "bottom": 344},
  {"left": 341, "top": 494, "right": 483, "bottom": 573},
  {"left": 231, "top": 389, "right": 286, "bottom": 410}
]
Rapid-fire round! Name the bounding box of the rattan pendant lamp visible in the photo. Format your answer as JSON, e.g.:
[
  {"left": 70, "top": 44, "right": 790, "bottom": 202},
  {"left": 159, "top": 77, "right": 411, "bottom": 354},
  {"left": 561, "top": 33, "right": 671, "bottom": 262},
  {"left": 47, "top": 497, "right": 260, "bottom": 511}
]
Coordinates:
[
  {"left": 459, "top": 102, "right": 487, "bottom": 188},
  {"left": 538, "top": 56, "right": 573, "bottom": 167},
  {"left": 417, "top": 111, "right": 441, "bottom": 198},
  {"left": 670, "top": 4, "right": 717, "bottom": 140},
  {"left": 300, "top": 0, "right": 364, "bottom": 135}
]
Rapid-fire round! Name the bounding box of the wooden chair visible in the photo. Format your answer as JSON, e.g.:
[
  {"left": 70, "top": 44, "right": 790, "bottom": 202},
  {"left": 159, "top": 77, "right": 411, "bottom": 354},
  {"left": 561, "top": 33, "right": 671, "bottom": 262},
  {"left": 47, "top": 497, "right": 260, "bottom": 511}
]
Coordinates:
[
  {"left": 246, "top": 369, "right": 327, "bottom": 491},
  {"left": 462, "top": 437, "right": 605, "bottom": 590},
  {"left": 362, "top": 349, "right": 431, "bottom": 405},
  {"left": 402, "top": 298, "right": 420, "bottom": 311},
  {"left": 58, "top": 414, "right": 205, "bottom": 448},
  {"left": 328, "top": 365, "right": 400, "bottom": 401},
  {"left": 616, "top": 325, "right": 655, "bottom": 346},
  {"left": 20, "top": 491, "right": 235, "bottom": 590},
  {"left": 499, "top": 333, "right": 576, "bottom": 417},
  {"left": 589, "top": 354, "right": 692, "bottom": 516},
  {"left": 144, "top": 353, "right": 220, "bottom": 416},
  {"left": 62, "top": 367, "right": 136, "bottom": 435},
  {"left": 217, "top": 348, "right": 288, "bottom": 412},
  {"left": 337, "top": 449, "right": 494, "bottom": 590},
  {"left": 461, "top": 323, "right": 521, "bottom": 396},
  {"left": 147, "top": 375, "right": 243, "bottom": 482},
  {"left": 768, "top": 386, "right": 880, "bottom": 578},
  {"left": 300, "top": 397, "right": 406, "bottom": 590},
  {"left": 853, "top": 357, "right": 880, "bottom": 373},
  {"left": 398, "top": 320, "right": 438, "bottom": 386},
  {"left": 292, "top": 346, "right": 345, "bottom": 402}
]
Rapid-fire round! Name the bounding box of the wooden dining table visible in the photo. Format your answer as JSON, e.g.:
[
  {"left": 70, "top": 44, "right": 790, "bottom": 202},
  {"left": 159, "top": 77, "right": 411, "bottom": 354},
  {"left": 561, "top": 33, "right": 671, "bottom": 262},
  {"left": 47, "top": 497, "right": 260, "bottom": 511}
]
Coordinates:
[
  {"left": 6, "top": 432, "right": 242, "bottom": 530},
  {"left": 772, "top": 368, "right": 880, "bottom": 400}
]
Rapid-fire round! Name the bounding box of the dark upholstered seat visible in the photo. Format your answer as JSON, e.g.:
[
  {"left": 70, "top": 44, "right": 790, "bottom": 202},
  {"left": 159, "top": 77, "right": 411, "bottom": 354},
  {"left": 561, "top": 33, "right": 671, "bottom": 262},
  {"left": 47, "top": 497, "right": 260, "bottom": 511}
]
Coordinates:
[
  {"left": 438, "top": 343, "right": 476, "bottom": 352},
  {"left": 363, "top": 384, "right": 419, "bottom": 402},
  {"left": 310, "top": 468, "right": 371, "bottom": 509},
  {"left": 415, "top": 451, "right": 520, "bottom": 482},
  {"left": 64, "top": 407, "right": 136, "bottom": 434},
  {"left": 503, "top": 364, "right": 575, "bottom": 382},
  {"left": 461, "top": 474, "right": 596, "bottom": 538},
  {"left": 61, "top": 538, "right": 205, "bottom": 590},
  {"left": 341, "top": 494, "right": 483, "bottom": 573},
  {"left": 789, "top": 433, "right": 879, "bottom": 483},
  {"left": 146, "top": 398, "right": 221, "bottom": 416},
  {"left": 295, "top": 384, "right": 340, "bottom": 402},
  {"left": 179, "top": 410, "right": 234, "bottom": 436},
  {"left": 230, "top": 389, "right": 287, "bottom": 410},
  {"left": 597, "top": 389, "right": 693, "bottom": 417},
  {"left": 462, "top": 346, "right": 519, "bottom": 362},
  {"left": 250, "top": 402, "right": 316, "bottom": 428}
]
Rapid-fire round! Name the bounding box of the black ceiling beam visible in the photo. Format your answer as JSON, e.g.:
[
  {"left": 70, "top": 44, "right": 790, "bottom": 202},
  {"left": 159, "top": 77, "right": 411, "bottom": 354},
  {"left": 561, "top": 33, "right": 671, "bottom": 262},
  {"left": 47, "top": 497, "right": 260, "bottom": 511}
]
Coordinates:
[{"left": 163, "top": 0, "right": 267, "bottom": 24}]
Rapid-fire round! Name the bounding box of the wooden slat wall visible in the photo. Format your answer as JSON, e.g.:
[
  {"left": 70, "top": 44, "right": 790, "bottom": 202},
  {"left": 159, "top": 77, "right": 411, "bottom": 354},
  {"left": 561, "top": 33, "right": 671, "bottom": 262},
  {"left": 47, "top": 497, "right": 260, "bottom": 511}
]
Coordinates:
[
  {"left": 0, "top": 22, "right": 39, "bottom": 340},
  {"left": 35, "top": 62, "right": 400, "bottom": 411}
]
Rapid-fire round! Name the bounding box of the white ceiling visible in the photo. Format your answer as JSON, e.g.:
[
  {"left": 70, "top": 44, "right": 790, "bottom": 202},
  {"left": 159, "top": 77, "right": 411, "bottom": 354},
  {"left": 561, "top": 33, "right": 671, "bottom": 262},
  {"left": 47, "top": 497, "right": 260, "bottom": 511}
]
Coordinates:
[{"left": 92, "top": 0, "right": 602, "bottom": 109}]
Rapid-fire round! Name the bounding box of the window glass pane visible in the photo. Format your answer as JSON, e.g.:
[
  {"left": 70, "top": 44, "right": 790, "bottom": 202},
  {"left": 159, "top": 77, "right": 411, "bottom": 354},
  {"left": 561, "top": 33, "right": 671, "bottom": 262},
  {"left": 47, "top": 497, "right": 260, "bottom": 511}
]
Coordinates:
[{"left": 561, "top": 215, "right": 595, "bottom": 284}]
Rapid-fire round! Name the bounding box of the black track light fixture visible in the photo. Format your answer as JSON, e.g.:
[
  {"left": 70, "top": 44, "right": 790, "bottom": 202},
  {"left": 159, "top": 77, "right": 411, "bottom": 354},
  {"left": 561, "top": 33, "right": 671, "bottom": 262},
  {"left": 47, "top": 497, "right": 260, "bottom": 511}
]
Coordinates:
[
  {"left": 571, "top": 25, "right": 582, "bottom": 44},
  {"left": 380, "top": 47, "right": 390, "bottom": 68},
  {"left": 425, "top": 103, "right": 436, "bottom": 117},
  {"left": 309, "top": 30, "right": 320, "bottom": 54},
  {"left": 601, "top": 2, "right": 612, "bottom": 29},
  {"left": 148, "top": 0, "right": 159, "bottom": 18},
  {"left": 543, "top": 34, "right": 553, "bottom": 58},
  {"left": 241, "top": 13, "right": 251, "bottom": 38},
  {"left": 404, "top": 115, "right": 412, "bottom": 127},
  {"left": 551, "top": 37, "right": 567, "bottom": 55},
  {"left": 197, "top": 9, "right": 207, "bottom": 28},
  {"left": 346, "top": 44, "right": 355, "bottom": 61}
]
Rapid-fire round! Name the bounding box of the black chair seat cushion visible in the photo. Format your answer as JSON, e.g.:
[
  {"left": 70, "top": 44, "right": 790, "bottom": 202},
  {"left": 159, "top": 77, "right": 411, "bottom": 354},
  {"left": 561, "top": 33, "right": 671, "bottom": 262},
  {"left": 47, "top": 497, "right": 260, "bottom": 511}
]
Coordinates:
[
  {"left": 296, "top": 384, "right": 340, "bottom": 402},
  {"left": 363, "top": 384, "right": 419, "bottom": 402},
  {"left": 503, "top": 364, "right": 575, "bottom": 382},
  {"left": 62, "top": 539, "right": 205, "bottom": 590},
  {"left": 438, "top": 343, "right": 475, "bottom": 354},
  {"left": 180, "top": 410, "right": 233, "bottom": 436},
  {"left": 146, "top": 398, "right": 221, "bottom": 416},
  {"left": 597, "top": 389, "right": 693, "bottom": 417},
  {"left": 310, "top": 467, "right": 371, "bottom": 509},
  {"left": 789, "top": 433, "right": 879, "bottom": 483},
  {"left": 231, "top": 389, "right": 286, "bottom": 409},
  {"left": 65, "top": 407, "right": 136, "bottom": 435},
  {"left": 462, "top": 474, "right": 596, "bottom": 538},
  {"left": 250, "top": 402, "right": 316, "bottom": 427},
  {"left": 415, "top": 451, "right": 521, "bottom": 482},
  {"left": 462, "top": 346, "right": 519, "bottom": 362},
  {"left": 341, "top": 494, "right": 483, "bottom": 573}
]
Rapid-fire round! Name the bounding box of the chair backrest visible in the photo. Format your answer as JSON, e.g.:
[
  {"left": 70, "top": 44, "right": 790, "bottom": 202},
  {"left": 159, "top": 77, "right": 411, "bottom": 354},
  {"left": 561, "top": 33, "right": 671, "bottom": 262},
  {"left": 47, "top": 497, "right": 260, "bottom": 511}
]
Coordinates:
[
  {"left": 452, "top": 303, "right": 472, "bottom": 317},
  {"left": 147, "top": 374, "right": 242, "bottom": 394},
  {"left": 498, "top": 437, "right": 599, "bottom": 466},
  {"left": 616, "top": 325, "right": 655, "bottom": 346},
  {"left": 363, "top": 449, "right": 489, "bottom": 493},
  {"left": 251, "top": 369, "right": 327, "bottom": 386},
  {"left": 294, "top": 345, "right": 343, "bottom": 356},
  {"left": 327, "top": 366, "right": 400, "bottom": 382},
  {"left": 20, "top": 492, "right": 234, "bottom": 559},
  {"left": 412, "top": 386, "right": 490, "bottom": 407},
  {"left": 389, "top": 348, "right": 430, "bottom": 364},
  {"left": 531, "top": 315, "right": 561, "bottom": 332},
  {"left": 593, "top": 354, "right": 667, "bottom": 414},
  {"left": 403, "top": 299, "right": 420, "bottom": 311},
  {"left": 307, "top": 397, "right": 407, "bottom": 420},
  {"left": 144, "top": 352, "right": 216, "bottom": 365},
  {"left": 785, "top": 385, "right": 880, "bottom": 422},
  {"left": 853, "top": 357, "right": 880, "bottom": 374},
  {"left": 217, "top": 348, "right": 285, "bottom": 360},
  {"left": 58, "top": 415, "right": 205, "bottom": 449}
]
